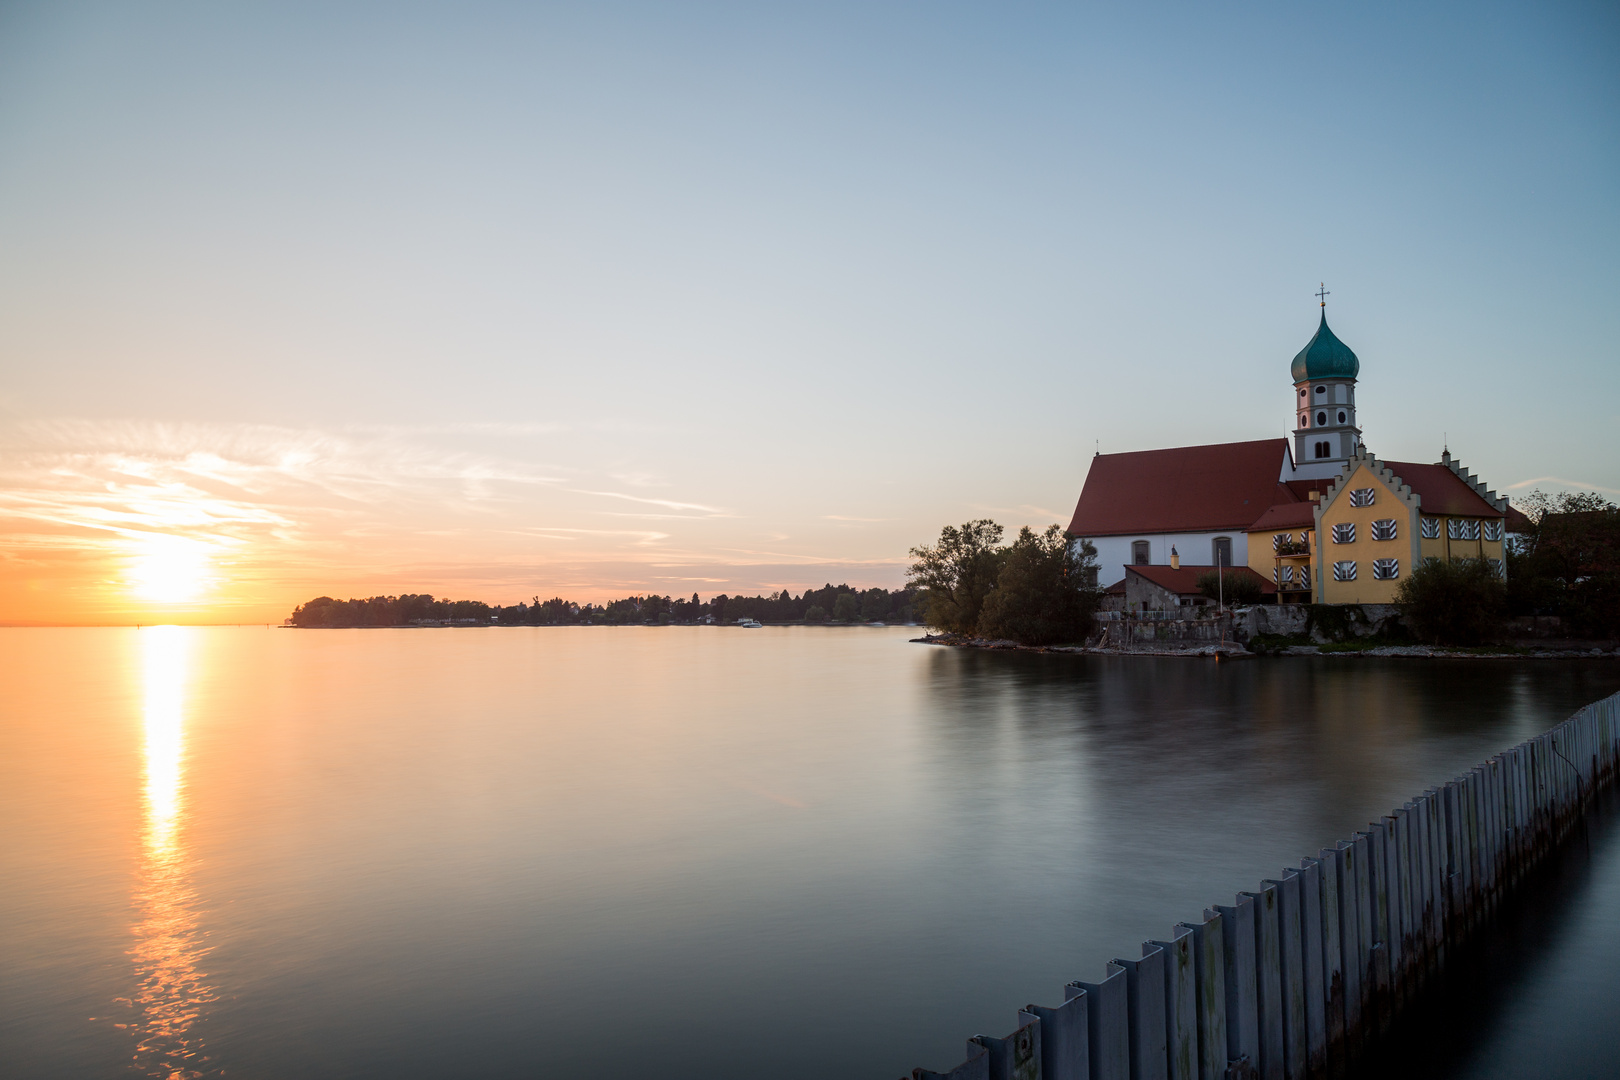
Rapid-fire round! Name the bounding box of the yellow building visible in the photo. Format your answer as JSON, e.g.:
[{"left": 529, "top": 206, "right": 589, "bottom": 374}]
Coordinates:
[{"left": 1301, "top": 449, "right": 1507, "bottom": 604}]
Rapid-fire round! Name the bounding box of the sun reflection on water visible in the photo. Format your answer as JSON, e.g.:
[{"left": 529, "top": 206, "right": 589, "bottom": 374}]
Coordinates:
[{"left": 125, "top": 625, "right": 219, "bottom": 1079}]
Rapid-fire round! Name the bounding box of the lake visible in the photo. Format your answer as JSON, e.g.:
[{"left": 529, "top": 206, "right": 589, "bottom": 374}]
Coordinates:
[{"left": 2, "top": 626, "right": 1618, "bottom": 1080}]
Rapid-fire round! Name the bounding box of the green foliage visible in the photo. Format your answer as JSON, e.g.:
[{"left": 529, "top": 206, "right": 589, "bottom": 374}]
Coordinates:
[
  {"left": 1395, "top": 557, "right": 1508, "bottom": 645},
  {"left": 906, "top": 520, "right": 1008, "bottom": 634},
  {"left": 803, "top": 604, "right": 828, "bottom": 623},
  {"left": 974, "top": 527, "right": 1103, "bottom": 646},
  {"left": 1195, "top": 570, "right": 1263, "bottom": 606},
  {"left": 1508, "top": 489, "right": 1620, "bottom": 638},
  {"left": 832, "top": 593, "right": 861, "bottom": 622}
]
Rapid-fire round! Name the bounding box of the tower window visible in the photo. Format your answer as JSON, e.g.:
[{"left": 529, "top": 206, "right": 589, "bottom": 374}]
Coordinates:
[
  {"left": 1300, "top": 413, "right": 1307, "bottom": 428},
  {"left": 1315, "top": 440, "right": 1330, "bottom": 458},
  {"left": 1316, "top": 411, "right": 1327, "bottom": 426},
  {"left": 1338, "top": 410, "right": 1346, "bottom": 423},
  {"left": 1315, "top": 386, "right": 1326, "bottom": 395},
  {"left": 1131, "top": 540, "right": 1150, "bottom": 565},
  {"left": 1299, "top": 389, "right": 1307, "bottom": 399}
]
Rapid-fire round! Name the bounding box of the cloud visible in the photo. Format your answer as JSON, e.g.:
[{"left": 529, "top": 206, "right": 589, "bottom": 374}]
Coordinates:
[{"left": 1504, "top": 476, "right": 1620, "bottom": 496}]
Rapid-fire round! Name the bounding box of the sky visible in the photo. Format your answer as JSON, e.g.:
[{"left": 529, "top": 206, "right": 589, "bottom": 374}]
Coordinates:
[{"left": 1, "top": 1, "right": 1616, "bottom": 625}]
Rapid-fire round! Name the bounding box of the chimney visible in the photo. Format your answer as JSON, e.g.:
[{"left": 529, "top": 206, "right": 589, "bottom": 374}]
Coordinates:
[{"left": 1170, "top": 545, "right": 1180, "bottom": 570}]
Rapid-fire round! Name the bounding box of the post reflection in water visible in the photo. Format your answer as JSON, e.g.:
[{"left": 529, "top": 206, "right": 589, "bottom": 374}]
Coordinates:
[{"left": 126, "top": 626, "right": 217, "bottom": 1080}]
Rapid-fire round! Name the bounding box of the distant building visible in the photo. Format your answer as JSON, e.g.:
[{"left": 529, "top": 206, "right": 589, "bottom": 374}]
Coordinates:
[{"left": 1067, "top": 306, "right": 1511, "bottom": 605}]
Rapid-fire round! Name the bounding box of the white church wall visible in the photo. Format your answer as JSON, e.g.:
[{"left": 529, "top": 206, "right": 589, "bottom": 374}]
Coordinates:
[{"left": 1083, "top": 531, "right": 1252, "bottom": 587}]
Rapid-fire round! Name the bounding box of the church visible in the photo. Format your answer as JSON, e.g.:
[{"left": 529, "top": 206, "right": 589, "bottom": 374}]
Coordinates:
[{"left": 1067, "top": 298, "right": 1517, "bottom": 607}]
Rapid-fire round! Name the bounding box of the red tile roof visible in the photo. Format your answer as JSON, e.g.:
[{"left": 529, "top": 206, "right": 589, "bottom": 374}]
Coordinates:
[
  {"left": 1381, "top": 461, "right": 1504, "bottom": 518},
  {"left": 1504, "top": 503, "right": 1533, "bottom": 533},
  {"left": 1247, "top": 501, "right": 1318, "bottom": 532},
  {"left": 1068, "top": 439, "right": 1297, "bottom": 537},
  {"left": 1126, "top": 564, "right": 1277, "bottom": 596}
]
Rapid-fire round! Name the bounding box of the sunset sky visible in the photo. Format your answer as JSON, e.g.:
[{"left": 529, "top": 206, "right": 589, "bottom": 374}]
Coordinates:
[{"left": 2, "top": 2, "right": 1616, "bottom": 625}]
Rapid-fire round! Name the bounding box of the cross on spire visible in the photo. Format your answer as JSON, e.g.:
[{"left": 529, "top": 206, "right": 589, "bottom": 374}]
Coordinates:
[{"left": 1316, "top": 283, "right": 1330, "bottom": 307}]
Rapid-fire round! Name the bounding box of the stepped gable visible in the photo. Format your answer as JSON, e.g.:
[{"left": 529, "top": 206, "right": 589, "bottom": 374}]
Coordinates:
[
  {"left": 1382, "top": 460, "right": 1505, "bottom": 518},
  {"left": 1068, "top": 438, "right": 1296, "bottom": 537}
]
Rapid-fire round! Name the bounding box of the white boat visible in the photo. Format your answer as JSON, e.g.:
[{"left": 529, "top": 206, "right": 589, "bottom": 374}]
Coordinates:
[{"left": 737, "top": 618, "right": 763, "bottom": 628}]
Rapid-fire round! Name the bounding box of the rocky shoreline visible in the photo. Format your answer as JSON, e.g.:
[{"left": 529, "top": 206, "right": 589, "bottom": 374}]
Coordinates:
[{"left": 911, "top": 633, "right": 1620, "bottom": 660}]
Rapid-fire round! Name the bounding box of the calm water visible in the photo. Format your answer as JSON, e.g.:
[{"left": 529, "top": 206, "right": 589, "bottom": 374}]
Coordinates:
[{"left": 2, "top": 627, "right": 1618, "bottom": 1080}]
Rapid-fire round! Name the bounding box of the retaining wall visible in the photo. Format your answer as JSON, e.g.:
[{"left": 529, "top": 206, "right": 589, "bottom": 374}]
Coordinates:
[{"left": 906, "top": 690, "right": 1620, "bottom": 1080}]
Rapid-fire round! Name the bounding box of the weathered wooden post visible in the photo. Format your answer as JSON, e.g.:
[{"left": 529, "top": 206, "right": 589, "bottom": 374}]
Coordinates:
[
  {"left": 1147, "top": 929, "right": 1197, "bottom": 1080},
  {"left": 1021, "top": 991, "right": 1089, "bottom": 1080},
  {"left": 1240, "top": 884, "right": 1284, "bottom": 1080},
  {"left": 1110, "top": 943, "right": 1168, "bottom": 1080},
  {"left": 1213, "top": 896, "right": 1259, "bottom": 1076},
  {"left": 1264, "top": 873, "right": 1307, "bottom": 1080},
  {"left": 1070, "top": 968, "right": 1130, "bottom": 1080},
  {"left": 1176, "top": 912, "right": 1227, "bottom": 1080}
]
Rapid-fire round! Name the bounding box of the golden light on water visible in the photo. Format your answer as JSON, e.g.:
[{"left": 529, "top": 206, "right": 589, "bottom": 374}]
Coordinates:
[{"left": 126, "top": 626, "right": 218, "bottom": 1079}]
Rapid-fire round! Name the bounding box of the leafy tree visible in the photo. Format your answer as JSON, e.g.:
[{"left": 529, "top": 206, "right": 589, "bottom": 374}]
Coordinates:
[
  {"left": 976, "top": 527, "right": 1102, "bottom": 645},
  {"left": 803, "top": 604, "right": 828, "bottom": 623},
  {"left": 1509, "top": 489, "right": 1620, "bottom": 637},
  {"left": 1395, "top": 557, "right": 1508, "bottom": 645},
  {"left": 832, "top": 593, "right": 861, "bottom": 622},
  {"left": 1196, "top": 570, "right": 1263, "bottom": 606},
  {"left": 906, "top": 519, "right": 1007, "bottom": 634}
]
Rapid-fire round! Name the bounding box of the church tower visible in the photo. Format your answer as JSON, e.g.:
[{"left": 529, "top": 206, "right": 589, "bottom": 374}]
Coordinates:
[{"left": 1290, "top": 297, "right": 1361, "bottom": 479}]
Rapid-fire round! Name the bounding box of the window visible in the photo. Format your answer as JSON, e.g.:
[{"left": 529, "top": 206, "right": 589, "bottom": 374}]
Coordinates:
[
  {"left": 1489, "top": 558, "right": 1505, "bottom": 576},
  {"left": 1275, "top": 565, "right": 1294, "bottom": 586},
  {"left": 1462, "top": 520, "right": 1480, "bottom": 541},
  {"left": 1332, "top": 522, "right": 1356, "bottom": 544},
  {"left": 1315, "top": 440, "right": 1330, "bottom": 458},
  {"left": 1447, "top": 519, "right": 1462, "bottom": 540},
  {"left": 1315, "top": 386, "right": 1326, "bottom": 395},
  {"left": 1448, "top": 519, "right": 1481, "bottom": 541},
  {"left": 1338, "top": 410, "right": 1347, "bottom": 423},
  {"left": 1333, "top": 560, "right": 1357, "bottom": 582},
  {"left": 1131, "top": 540, "right": 1150, "bottom": 565},
  {"left": 1272, "top": 532, "right": 1292, "bottom": 552},
  {"left": 1371, "top": 518, "right": 1398, "bottom": 541},
  {"left": 1300, "top": 413, "right": 1308, "bottom": 428},
  {"left": 1373, "top": 558, "right": 1400, "bottom": 580},
  {"left": 1213, "top": 536, "right": 1233, "bottom": 566},
  {"left": 1349, "top": 487, "right": 1376, "bottom": 507},
  {"left": 1316, "top": 411, "right": 1327, "bottom": 426},
  {"left": 1082, "top": 566, "right": 1099, "bottom": 588},
  {"left": 1299, "top": 389, "right": 1307, "bottom": 399},
  {"left": 1483, "top": 520, "right": 1503, "bottom": 542},
  {"left": 1421, "top": 517, "right": 1441, "bottom": 539}
]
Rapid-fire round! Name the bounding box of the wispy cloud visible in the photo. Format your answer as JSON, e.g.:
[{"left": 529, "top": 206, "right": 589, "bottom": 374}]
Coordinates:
[{"left": 1504, "top": 476, "right": 1620, "bottom": 496}]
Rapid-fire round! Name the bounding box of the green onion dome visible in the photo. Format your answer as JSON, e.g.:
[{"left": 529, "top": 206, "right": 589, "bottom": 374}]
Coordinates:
[{"left": 1290, "top": 313, "right": 1360, "bottom": 382}]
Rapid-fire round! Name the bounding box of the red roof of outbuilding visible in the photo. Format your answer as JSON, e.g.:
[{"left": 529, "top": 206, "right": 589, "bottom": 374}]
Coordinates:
[
  {"left": 1068, "top": 439, "right": 1297, "bottom": 537},
  {"left": 1126, "top": 564, "right": 1276, "bottom": 596},
  {"left": 1504, "top": 503, "right": 1533, "bottom": 533},
  {"left": 1381, "top": 461, "right": 1503, "bottom": 518}
]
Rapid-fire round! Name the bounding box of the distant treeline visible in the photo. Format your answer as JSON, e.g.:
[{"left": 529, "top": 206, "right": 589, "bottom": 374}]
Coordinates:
[{"left": 288, "top": 584, "right": 921, "bottom": 628}]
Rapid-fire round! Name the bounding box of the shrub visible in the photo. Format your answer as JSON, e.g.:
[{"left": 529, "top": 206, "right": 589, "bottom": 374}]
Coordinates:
[
  {"left": 1395, "top": 557, "right": 1508, "bottom": 645},
  {"left": 1195, "top": 570, "right": 1263, "bottom": 606}
]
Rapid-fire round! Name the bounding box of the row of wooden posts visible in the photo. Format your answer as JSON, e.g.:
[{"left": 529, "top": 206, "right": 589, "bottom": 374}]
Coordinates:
[{"left": 910, "top": 690, "right": 1620, "bottom": 1080}]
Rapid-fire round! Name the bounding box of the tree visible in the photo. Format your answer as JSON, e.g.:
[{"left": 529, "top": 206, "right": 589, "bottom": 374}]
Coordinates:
[
  {"left": 832, "top": 593, "right": 861, "bottom": 622},
  {"left": 976, "top": 527, "right": 1103, "bottom": 646},
  {"left": 1510, "top": 489, "right": 1620, "bottom": 637},
  {"left": 1196, "top": 570, "right": 1263, "bottom": 606},
  {"left": 1394, "top": 557, "right": 1508, "bottom": 645},
  {"left": 803, "top": 604, "right": 828, "bottom": 623},
  {"left": 906, "top": 520, "right": 1007, "bottom": 634}
]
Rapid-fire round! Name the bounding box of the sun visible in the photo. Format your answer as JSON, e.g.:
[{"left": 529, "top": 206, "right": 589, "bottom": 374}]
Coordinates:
[{"left": 128, "top": 536, "right": 215, "bottom": 604}]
